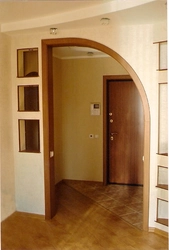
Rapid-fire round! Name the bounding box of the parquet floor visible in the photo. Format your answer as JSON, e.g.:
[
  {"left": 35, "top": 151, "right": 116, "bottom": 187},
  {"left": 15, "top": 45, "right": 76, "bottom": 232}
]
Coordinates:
[
  {"left": 1, "top": 182, "right": 168, "bottom": 250},
  {"left": 63, "top": 180, "right": 143, "bottom": 230}
]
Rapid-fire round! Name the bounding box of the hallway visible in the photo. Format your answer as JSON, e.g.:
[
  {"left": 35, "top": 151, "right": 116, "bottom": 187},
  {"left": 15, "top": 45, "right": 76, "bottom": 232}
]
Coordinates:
[{"left": 1, "top": 182, "right": 167, "bottom": 250}]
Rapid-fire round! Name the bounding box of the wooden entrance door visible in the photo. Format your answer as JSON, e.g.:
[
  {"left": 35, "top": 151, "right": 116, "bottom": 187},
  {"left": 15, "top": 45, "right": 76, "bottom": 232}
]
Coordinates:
[{"left": 107, "top": 76, "right": 144, "bottom": 185}]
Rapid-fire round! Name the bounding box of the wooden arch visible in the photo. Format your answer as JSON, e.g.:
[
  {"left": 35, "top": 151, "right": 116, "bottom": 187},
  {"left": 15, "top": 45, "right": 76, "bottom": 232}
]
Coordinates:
[{"left": 42, "top": 38, "right": 150, "bottom": 231}]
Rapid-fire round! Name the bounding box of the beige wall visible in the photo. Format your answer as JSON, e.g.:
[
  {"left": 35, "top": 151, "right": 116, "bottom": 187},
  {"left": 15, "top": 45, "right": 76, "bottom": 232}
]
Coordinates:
[
  {"left": 0, "top": 33, "right": 16, "bottom": 221},
  {"left": 53, "top": 56, "right": 128, "bottom": 183}
]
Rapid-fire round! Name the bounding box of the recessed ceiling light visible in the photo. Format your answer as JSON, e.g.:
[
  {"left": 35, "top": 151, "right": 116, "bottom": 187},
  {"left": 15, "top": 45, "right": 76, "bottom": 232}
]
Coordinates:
[
  {"left": 100, "top": 18, "right": 110, "bottom": 25},
  {"left": 50, "top": 28, "right": 58, "bottom": 35},
  {"left": 87, "top": 52, "right": 94, "bottom": 56}
]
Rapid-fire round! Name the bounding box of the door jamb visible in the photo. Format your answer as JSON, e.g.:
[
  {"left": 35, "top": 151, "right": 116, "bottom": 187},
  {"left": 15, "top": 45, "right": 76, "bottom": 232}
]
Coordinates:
[{"left": 42, "top": 38, "right": 150, "bottom": 231}]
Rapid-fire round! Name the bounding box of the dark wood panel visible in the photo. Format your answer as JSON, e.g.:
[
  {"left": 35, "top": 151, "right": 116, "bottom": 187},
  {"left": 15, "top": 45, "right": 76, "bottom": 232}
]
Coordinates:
[{"left": 108, "top": 79, "right": 144, "bottom": 185}]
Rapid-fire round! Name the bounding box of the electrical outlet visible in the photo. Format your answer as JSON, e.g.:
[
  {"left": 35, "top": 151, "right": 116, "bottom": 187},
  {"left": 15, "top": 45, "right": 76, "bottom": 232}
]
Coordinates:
[{"left": 89, "top": 134, "right": 94, "bottom": 138}]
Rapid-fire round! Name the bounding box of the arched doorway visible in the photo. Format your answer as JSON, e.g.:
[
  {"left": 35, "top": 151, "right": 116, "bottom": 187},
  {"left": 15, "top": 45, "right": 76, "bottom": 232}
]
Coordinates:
[{"left": 42, "top": 38, "right": 150, "bottom": 231}]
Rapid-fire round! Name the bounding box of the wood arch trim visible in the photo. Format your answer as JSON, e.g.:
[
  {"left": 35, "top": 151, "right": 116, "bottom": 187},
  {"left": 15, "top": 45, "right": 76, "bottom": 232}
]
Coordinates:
[{"left": 42, "top": 38, "right": 150, "bottom": 231}]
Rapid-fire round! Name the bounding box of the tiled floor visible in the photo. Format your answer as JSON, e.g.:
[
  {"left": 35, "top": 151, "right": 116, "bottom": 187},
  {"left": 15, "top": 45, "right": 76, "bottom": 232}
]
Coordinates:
[{"left": 63, "top": 180, "right": 143, "bottom": 230}]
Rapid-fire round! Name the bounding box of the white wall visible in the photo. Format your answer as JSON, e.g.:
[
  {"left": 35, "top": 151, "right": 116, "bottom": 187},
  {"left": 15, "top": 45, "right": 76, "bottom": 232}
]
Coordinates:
[
  {"left": 11, "top": 35, "right": 45, "bottom": 215},
  {"left": 0, "top": 33, "right": 16, "bottom": 221},
  {"left": 3, "top": 19, "right": 167, "bottom": 230}
]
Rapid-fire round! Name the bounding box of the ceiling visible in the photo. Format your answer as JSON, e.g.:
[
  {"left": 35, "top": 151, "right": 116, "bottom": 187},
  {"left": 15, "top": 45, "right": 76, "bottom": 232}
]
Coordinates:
[
  {"left": 0, "top": 0, "right": 166, "bottom": 59},
  {"left": 53, "top": 46, "right": 110, "bottom": 59},
  {"left": 0, "top": 0, "right": 167, "bottom": 34},
  {"left": 0, "top": 1, "right": 106, "bottom": 24}
]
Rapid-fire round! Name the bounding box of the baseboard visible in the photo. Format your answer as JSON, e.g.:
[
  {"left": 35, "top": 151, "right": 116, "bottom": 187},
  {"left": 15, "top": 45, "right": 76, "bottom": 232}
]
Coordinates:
[
  {"left": 55, "top": 179, "right": 64, "bottom": 185},
  {"left": 2, "top": 211, "right": 45, "bottom": 223},
  {"left": 149, "top": 227, "right": 168, "bottom": 238},
  {"left": 148, "top": 227, "right": 155, "bottom": 233},
  {"left": 62, "top": 179, "right": 103, "bottom": 184},
  {"left": 15, "top": 211, "right": 45, "bottom": 220},
  {"left": 154, "top": 228, "right": 168, "bottom": 238}
]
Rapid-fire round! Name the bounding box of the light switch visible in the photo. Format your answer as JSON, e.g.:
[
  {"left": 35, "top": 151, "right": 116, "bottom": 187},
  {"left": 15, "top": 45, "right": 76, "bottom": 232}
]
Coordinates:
[{"left": 50, "top": 151, "right": 54, "bottom": 158}]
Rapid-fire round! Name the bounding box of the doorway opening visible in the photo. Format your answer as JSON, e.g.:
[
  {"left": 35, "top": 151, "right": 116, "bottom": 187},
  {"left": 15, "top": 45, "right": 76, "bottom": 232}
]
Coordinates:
[{"left": 42, "top": 38, "right": 150, "bottom": 231}]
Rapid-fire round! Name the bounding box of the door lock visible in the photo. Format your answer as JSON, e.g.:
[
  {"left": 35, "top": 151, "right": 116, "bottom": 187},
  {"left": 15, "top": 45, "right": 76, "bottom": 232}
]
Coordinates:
[
  {"left": 110, "top": 132, "right": 117, "bottom": 141},
  {"left": 110, "top": 132, "right": 118, "bottom": 135}
]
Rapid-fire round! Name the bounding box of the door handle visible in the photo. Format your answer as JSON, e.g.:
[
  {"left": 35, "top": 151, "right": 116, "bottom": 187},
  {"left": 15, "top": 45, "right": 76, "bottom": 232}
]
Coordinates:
[{"left": 110, "top": 132, "right": 118, "bottom": 135}]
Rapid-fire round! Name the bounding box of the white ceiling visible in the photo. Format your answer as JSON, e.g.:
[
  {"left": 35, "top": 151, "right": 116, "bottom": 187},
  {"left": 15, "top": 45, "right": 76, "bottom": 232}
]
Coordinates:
[
  {"left": 53, "top": 46, "right": 110, "bottom": 59},
  {"left": 0, "top": 1, "right": 106, "bottom": 24},
  {"left": 0, "top": 0, "right": 166, "bottom": 58},
  {"left": 0, "top": 0, "right": 167, "bottom": 34}
]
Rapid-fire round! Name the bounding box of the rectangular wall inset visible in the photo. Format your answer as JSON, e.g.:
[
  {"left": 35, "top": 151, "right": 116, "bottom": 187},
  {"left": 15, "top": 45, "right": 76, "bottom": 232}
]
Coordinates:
[{"left": 18, "top": 119, "right": 40, "bottom": 153}]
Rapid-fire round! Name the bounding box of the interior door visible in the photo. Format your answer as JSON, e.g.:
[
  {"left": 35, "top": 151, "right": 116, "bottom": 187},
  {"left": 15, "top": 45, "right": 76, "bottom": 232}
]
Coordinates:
[
  {"left": 47, "top": 47, "right": 57, "bottom": 218},
  {"left": 42, "top": 44, "right": 57, "bottom": 219},
  {"left": 107, "top": 77, "right": 144, "bottom": 185}
]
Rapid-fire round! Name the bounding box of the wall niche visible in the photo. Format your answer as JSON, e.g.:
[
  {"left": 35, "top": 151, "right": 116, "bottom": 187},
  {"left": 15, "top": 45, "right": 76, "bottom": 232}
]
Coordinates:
[
  {"left": 158, "top": 82, "right": 168, "bottom": 155},
  {"left": 18, "top": 85, "right": 39, "bottom": 111},
  {"left": 17, "top": 48, "right": 39, "bottom": 77},
  {"left": 18, "top": 119, "right": 40, "bottom": 153}
]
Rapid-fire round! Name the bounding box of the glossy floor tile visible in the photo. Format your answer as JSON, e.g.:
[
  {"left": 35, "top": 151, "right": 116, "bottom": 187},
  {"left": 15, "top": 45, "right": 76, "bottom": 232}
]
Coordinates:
[
  {"left": 63, "top": 180, "right": 143, "bottom": 230},
  {"left": 2, "top": 182, "right": 168, "bottom": 250}
]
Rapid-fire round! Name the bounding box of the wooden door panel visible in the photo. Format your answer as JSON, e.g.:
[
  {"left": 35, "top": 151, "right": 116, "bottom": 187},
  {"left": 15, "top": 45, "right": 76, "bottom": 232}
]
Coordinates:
[
  {"left": 48, "top": 47, "right": 57, "bottom": 218},
  {"left": 108, "top": 79, "right": 144, "bottom": 185},
  {"left": 42, "top": 44, "right": 57, "bottom": 219}
]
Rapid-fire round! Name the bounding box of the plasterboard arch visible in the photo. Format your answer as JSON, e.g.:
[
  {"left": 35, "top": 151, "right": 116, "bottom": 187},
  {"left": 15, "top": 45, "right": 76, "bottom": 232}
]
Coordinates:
[{"left": 42, "top": 38, "right": 150, "bottom": 231}]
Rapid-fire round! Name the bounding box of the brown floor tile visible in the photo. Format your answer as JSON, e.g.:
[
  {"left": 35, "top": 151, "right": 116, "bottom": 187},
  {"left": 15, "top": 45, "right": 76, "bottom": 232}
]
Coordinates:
[
  {"left": 64, "top": 180, "right": 143, "bottom": 229},
  {"left": 122, "top": 212, "right": 143, "bottom": 225},
  {"left": 126, "top": 202, "right": 143, "bottom": 213},
  {"left": 100, "top": 199, "right": 123, "bottom": 208},
  {"left": 109, "top": 205, "right": 135, "bottom": 216}
]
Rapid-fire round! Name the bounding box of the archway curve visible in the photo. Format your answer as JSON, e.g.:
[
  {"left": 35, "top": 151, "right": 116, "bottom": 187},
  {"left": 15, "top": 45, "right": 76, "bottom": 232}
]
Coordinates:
[{"left": 42, "top": 37, "right": 150, "bottom": 231}]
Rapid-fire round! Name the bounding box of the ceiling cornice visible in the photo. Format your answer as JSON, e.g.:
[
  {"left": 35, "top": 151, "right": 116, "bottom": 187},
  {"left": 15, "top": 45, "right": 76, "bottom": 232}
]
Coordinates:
[{"left": 1, "top": 0, "right": 155, "bottom": 33}]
